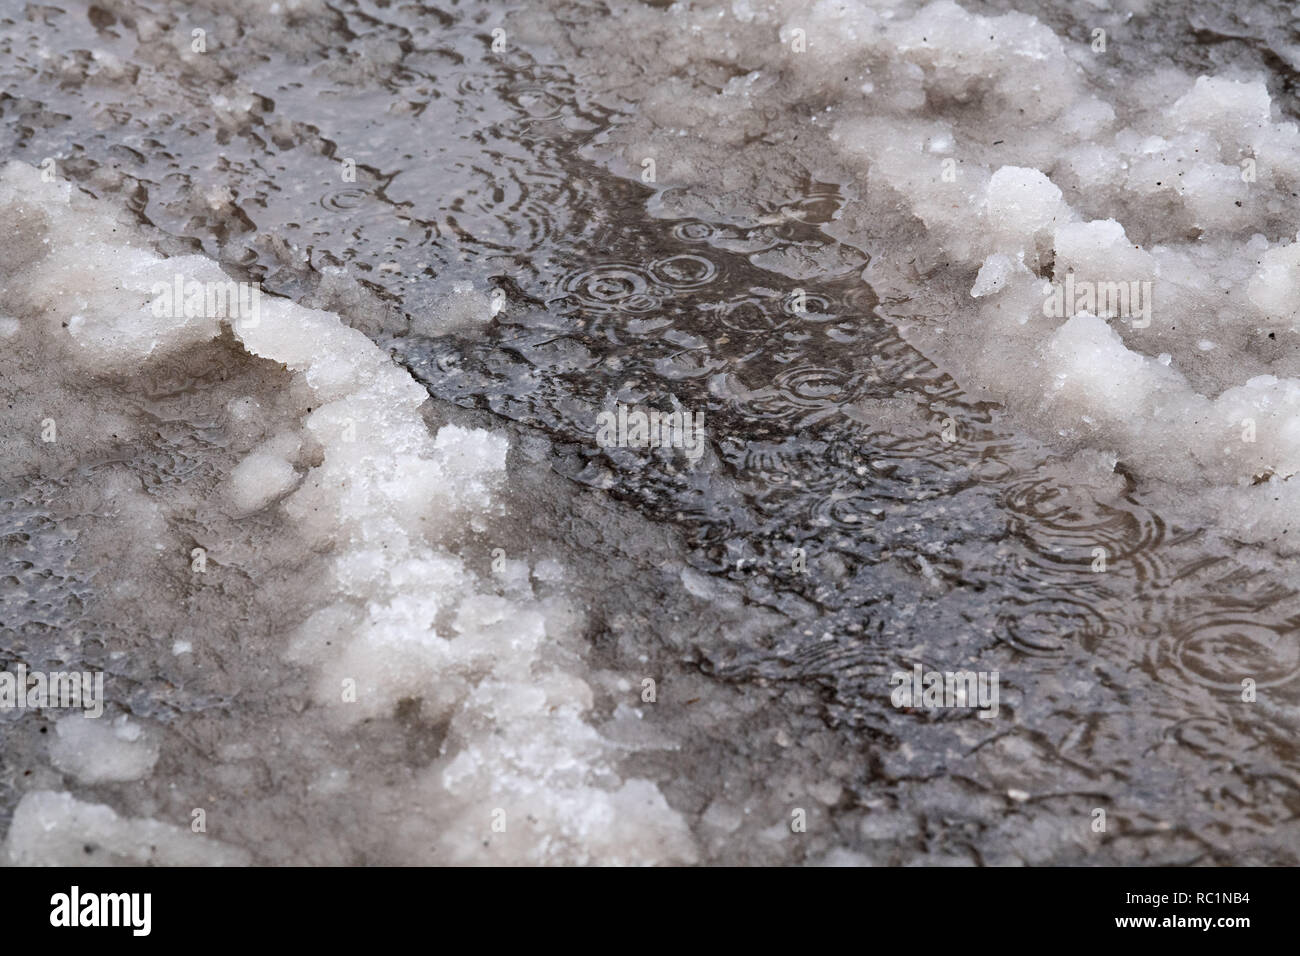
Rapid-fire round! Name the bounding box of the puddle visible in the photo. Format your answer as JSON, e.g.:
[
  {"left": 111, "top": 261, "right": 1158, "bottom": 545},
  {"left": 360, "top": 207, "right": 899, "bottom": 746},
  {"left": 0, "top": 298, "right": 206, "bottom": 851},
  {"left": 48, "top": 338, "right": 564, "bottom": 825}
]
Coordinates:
[{"left": 1, "top": 0, "right": 1298, "bottom": 864}]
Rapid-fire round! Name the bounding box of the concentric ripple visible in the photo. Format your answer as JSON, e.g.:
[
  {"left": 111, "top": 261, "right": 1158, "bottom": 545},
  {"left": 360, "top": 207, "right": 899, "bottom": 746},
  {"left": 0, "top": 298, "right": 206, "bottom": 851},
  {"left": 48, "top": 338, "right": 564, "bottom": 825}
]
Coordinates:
[
  {"left": 995, "top": 594, "right": 1116, "bottom": 657},
  {"left": 558, "top": 262, "right": 663, "bottom": 312},
  {"left": 672, "top": 220, "right": 719, "bottom": 243},
  {"left": 1004, "top": 477, "right": 1169, "bottom": 582},
  {"left": 319, "top": 187, "right": 371, "bottom": 212},
  {"left": 650, "top": 253, "right": 718, "bottom": 289},
  {"left": 1149, "top": 616, "right": 1300, "bottom": 692}
]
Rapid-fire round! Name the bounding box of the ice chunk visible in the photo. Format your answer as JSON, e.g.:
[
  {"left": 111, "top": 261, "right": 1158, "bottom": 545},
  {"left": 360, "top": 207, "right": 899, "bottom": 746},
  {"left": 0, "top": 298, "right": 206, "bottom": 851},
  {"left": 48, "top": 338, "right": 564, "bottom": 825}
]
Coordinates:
[
  {"left": 5, "top": 791, "right": 250, "bottom": 866},
  {"left": 49, "top": 715, "right": 160, "bottom": 784}
]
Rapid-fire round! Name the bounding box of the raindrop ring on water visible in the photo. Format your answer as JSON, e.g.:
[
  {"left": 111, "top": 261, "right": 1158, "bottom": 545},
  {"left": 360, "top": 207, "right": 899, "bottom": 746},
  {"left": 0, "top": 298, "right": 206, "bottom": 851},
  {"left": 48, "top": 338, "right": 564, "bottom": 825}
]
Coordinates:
[
  {"left": 650, "top": 253, "right": 717, "bottom": 289},
  {"left": 1152, "top": 619, "right": 1300, "bottom": 692},
  {"left": 561, "top": 263, "right": 661, "bottom": 311},
  {"left": 672, "top": 221, "right": 717, "bottom": 243}
]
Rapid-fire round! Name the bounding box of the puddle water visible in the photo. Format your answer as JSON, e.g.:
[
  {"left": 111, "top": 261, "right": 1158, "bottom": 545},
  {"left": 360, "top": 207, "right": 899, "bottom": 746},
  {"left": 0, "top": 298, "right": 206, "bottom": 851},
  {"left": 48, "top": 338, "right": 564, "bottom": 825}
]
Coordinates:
[{"left": 1, "top": 0, "right": 1298, "bottom": 864}]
